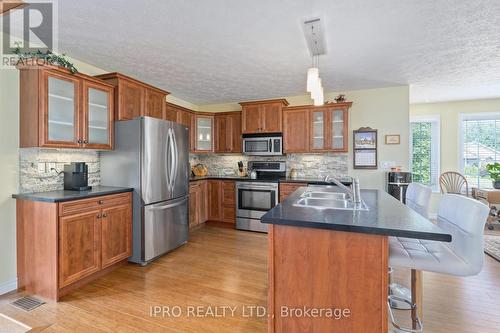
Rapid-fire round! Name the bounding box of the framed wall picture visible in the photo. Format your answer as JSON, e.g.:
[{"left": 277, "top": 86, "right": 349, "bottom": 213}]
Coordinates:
[
  {"left": 385, "top": 134, "right": 400, "bottom": 145},
  {"left": 353, "top": 127, "right": 378, "bottom": 169}
]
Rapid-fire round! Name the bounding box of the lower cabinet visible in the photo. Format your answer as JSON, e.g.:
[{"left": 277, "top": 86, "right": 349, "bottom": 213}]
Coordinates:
[
  {"left": 189, "top": 180, "right": 209, "bottom": 228},
  {"left": 16, "top": 191, "right": 132, "bottom": 301},
  {"left": 191, "top": 179, "right": 236, "bottom": 226},
  {"left": 101, "top": 203, "right": 132, "bottom": 268},
  {"left": 208, "top": 180, "right": 236, "bottom": 224},
  {"left": 59, "top": 209, "right": 102, "bottom": 288}
]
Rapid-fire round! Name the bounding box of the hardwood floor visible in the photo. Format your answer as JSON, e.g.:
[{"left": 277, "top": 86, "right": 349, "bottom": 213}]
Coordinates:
[{"left": 0, "top": 225, "right": 499, "bottom": 333}]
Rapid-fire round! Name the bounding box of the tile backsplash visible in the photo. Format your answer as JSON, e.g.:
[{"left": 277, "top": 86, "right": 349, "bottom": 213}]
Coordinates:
[
  {"left": 189, "top": 153, "right": 348, "bottom": 179},
  {"left": 19, "top": 148, "right": 100, "bottom": 193},
  {"left": 18, "top": 148, "right": 347, "bottom": 193}
]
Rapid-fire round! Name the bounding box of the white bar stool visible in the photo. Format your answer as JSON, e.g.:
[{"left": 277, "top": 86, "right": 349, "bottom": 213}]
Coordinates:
[
  {"left": 389, "top": 183, "right": 432, "bottom": 310},
  {"left": 389, "top": 194, "right": 490, "bottom": 332}
]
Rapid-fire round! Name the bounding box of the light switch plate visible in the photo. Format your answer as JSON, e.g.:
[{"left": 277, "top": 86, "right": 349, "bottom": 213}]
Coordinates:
[
  {"left": 381, "top": 161, "right": 396, "bottom": 169},
  {"left": 37, "top": 163, "right": 46, "bottom": 173}
]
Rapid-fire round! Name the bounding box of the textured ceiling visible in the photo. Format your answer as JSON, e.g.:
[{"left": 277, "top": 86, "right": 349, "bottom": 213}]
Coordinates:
[{"left": 51, "top": 0, "right": 500, "bottom": 104}]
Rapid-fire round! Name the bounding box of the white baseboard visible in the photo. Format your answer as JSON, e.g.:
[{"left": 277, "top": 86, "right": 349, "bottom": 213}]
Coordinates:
[{"left": 0, "top": 278, "right": 18, "bottom": 295}]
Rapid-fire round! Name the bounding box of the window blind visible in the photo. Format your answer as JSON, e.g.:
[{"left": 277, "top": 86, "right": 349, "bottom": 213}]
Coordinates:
[
  {"left": 461, "top": 116, "right": 500, "bottom": 189},
  {"left": 410, "top": 117, "right": 440, "bottom": 191}
]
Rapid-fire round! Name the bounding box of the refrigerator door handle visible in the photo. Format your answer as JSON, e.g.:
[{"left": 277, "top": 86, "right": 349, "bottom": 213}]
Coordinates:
[
  {"left": 149, "top": 197, "right": 188, "bottom": 211},
  {"left": 171, "top": 127, "right": 179, "bottom": 193},
  {"left": 165, "top": 127, "right": 173, "bottom": 193},
  {"left": 168, "top": 127, "right": 176, "bottom": 195}
]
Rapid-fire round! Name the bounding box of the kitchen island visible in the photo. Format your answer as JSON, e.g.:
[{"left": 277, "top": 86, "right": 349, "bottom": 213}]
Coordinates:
[{"left": 261, "top": 187, "right": 451, "bottom": 333}]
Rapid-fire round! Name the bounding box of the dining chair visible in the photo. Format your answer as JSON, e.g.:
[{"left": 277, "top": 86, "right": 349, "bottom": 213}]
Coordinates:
[{"left": 439, "top": 171, "right": 469, "bottom": 196}]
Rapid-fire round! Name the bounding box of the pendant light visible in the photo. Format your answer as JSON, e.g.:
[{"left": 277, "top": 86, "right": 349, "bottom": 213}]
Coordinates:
[
  {"left": 306, "top": 67, "right": 319, "bottom": 93},
  {"left": 304, "top": 18, "right": 326, "bottom": 106}
]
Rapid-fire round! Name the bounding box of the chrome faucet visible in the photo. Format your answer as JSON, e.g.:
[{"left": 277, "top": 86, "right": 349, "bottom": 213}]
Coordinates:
[{"left": 324, "top": 175, "right": 361, "bottom": 203}]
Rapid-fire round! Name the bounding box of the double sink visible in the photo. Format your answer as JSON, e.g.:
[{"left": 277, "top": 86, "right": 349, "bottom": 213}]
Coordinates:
[{"left": 293, "top": 186, "right": 368, "bottom": 211}]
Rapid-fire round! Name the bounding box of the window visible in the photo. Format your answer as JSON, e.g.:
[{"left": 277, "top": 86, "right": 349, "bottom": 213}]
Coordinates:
[
  {"left": 460, "top": 113, "right": 500, "bottom": 189},
  {"left": 410, "top": 115, "right": 440, "bottom": 191}
]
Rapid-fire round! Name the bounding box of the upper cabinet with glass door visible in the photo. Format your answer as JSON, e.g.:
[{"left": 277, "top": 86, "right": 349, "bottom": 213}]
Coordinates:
[
  {"left": 195, "top": 115, "right": 213, "bottom": 152},
  {"left": 282, "top": 102, "right": 352, "bottom": 153},
  {"left": 82, "top": 81, "right": 114, "bottom": 149},
  {"left": 18, "top": 63, "right": 114, "bottom": 150}
]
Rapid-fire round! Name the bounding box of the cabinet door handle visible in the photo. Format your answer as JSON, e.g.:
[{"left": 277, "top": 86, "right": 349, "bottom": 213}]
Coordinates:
[
  {"left": 102, "top": 213, "right": 107, "bottom": 218},
  {"left": 97, "top": 214, "right": 102, "bottom": 218},
  {"left": 77, "top": 139, "right": 83, "bottom": 144},
  {"left": 99, "top": 200, "right": 104, "bottom": 205},
  {"left": 83, "top": 139, "right": 88, "bottom": 144}
]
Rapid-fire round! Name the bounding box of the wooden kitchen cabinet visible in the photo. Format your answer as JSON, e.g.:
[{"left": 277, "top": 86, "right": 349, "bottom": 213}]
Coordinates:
[
  {"left": 189, "top": 180, "right": 209, "bottom": 228},
  {"left": 208, "top": 180, "right": 223, "bottom": 221},
  {"left": 58, "top": 209, "right": 102, "bottom": 288},
  {"left": 207, "top": 180, "right": 235, "bottom": 224},
  {"left": 18, "top": 63, "right": 115, "bottom": 150},
  {"left": 279, "top": 182, "right": 307, "bottom": 202},
  {"left": 101, "top": 203, "right": 132, "bottom": 268},
  {"left": 221, "top": 181, "right": 236, "bottom": 224},
  {"left": 283, "top": 108, "right": 310, "bottom": 153},
  {"left": 95, "top": 72, "right": 169, "bottom": 121},
  {"left": 164, "top": 101, "right": 179, "bottom": 122},
  {"left": 282, "top": 102, "right": 351, "bottom": 153},
  {"left": 214, "top": 112, "right": 242, "bottom": 153},
  {"left": 145, "top": 88, "right": 166, "bottom": 119},
  {"left": 194, "top": 114, "right": 214, "bottom": 152},
  {"left": 16, "top": 191, "right": 132, "bottom": 300},
  {"left": 240, "top": 99, "right": 289, "bottom": 134}
]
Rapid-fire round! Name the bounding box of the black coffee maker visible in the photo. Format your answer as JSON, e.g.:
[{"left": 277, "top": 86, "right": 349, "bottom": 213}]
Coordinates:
[{"left": 64, "top": 162, "right": 92, "bottom": 191}]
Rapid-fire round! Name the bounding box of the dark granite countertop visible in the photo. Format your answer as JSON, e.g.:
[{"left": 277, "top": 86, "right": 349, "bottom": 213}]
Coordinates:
[
  {"left": 190, "top": 175, "right": 352, "bottom": 185},
  {"left": 12, "top": 186, "right": 134, "bottom": 203},
  {"left": 261, "top": 187, "right": 452, "bottom": 242}
]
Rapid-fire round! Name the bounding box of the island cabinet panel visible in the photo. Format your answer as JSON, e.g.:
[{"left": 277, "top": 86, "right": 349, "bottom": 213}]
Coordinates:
[
  {"left": 279, "top": 182, "right": 307, "bottom": 202},
  {"left": 268, "top": 225, "right": 388, "bottom": 333},
  {"left": 240, "top": 99, "right": 289, "bottom": 134},
  {"left": 95, "top": 72, "right": 169, "bottom": 121},
  {"left": 283, "top": 109, "right": 310, "bottom": 153},
  {"left": 18, "top": 64, "right": 115, "bottom": 150},
  {"left": 16, "top": 192, "right": 132, "bottom": 301}
]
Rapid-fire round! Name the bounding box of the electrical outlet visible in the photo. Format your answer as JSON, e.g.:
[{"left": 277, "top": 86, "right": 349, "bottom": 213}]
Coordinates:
[
  {"left": 37, "top": 163, "right": 46, "bottom": 173},
  {"left": 47, "top": 162, "right": 56, "bottom": 171}
]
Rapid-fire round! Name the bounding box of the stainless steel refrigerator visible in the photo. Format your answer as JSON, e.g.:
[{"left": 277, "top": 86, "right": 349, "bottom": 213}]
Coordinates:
[{"left": 101, "top": 117, "right": 189, "bottom": 265}]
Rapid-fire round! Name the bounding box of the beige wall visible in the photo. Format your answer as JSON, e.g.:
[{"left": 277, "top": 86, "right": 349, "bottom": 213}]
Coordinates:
[
  {"left": 0, "top": 54, "right": 194, "bottom": 292},
  {"left": 0, "top": 67, "right": 20, "bottom": 292},
  {"left": 199, "top": 86, "right": 411, "bottom": 190},
  {"left": 410, "top": 98, "right": 500, "bottom": 214}
]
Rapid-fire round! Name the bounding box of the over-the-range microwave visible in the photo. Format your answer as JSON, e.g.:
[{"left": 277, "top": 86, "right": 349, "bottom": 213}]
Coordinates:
[{"left": 242, "top": 133, "right": 283, "bottom": 156}]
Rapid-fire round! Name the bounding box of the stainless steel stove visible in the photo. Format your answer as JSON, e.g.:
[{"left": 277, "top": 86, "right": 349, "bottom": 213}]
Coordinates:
[{"left": 235, "top": 161, "right": 285, "bottom": 233}]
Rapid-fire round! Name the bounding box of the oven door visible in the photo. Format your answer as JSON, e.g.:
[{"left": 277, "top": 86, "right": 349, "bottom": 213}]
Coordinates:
[{"left": 236, "top": 182, "right": 278, "bottom": 219}]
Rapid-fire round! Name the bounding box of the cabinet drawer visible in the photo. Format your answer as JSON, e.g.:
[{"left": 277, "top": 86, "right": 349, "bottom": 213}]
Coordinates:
[{"left": 59, "top": 192, "right": 132, "bottom": 216}]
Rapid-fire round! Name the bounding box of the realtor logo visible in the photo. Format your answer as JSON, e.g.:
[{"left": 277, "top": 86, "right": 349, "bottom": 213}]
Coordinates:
[{"left": 1, "top": 0, "right": 58, "bottom": 67}]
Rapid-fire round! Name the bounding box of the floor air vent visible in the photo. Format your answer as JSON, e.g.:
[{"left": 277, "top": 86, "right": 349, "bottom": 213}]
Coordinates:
[{"left": 10, "top": 296, "right": 45, "bottom": 312}]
